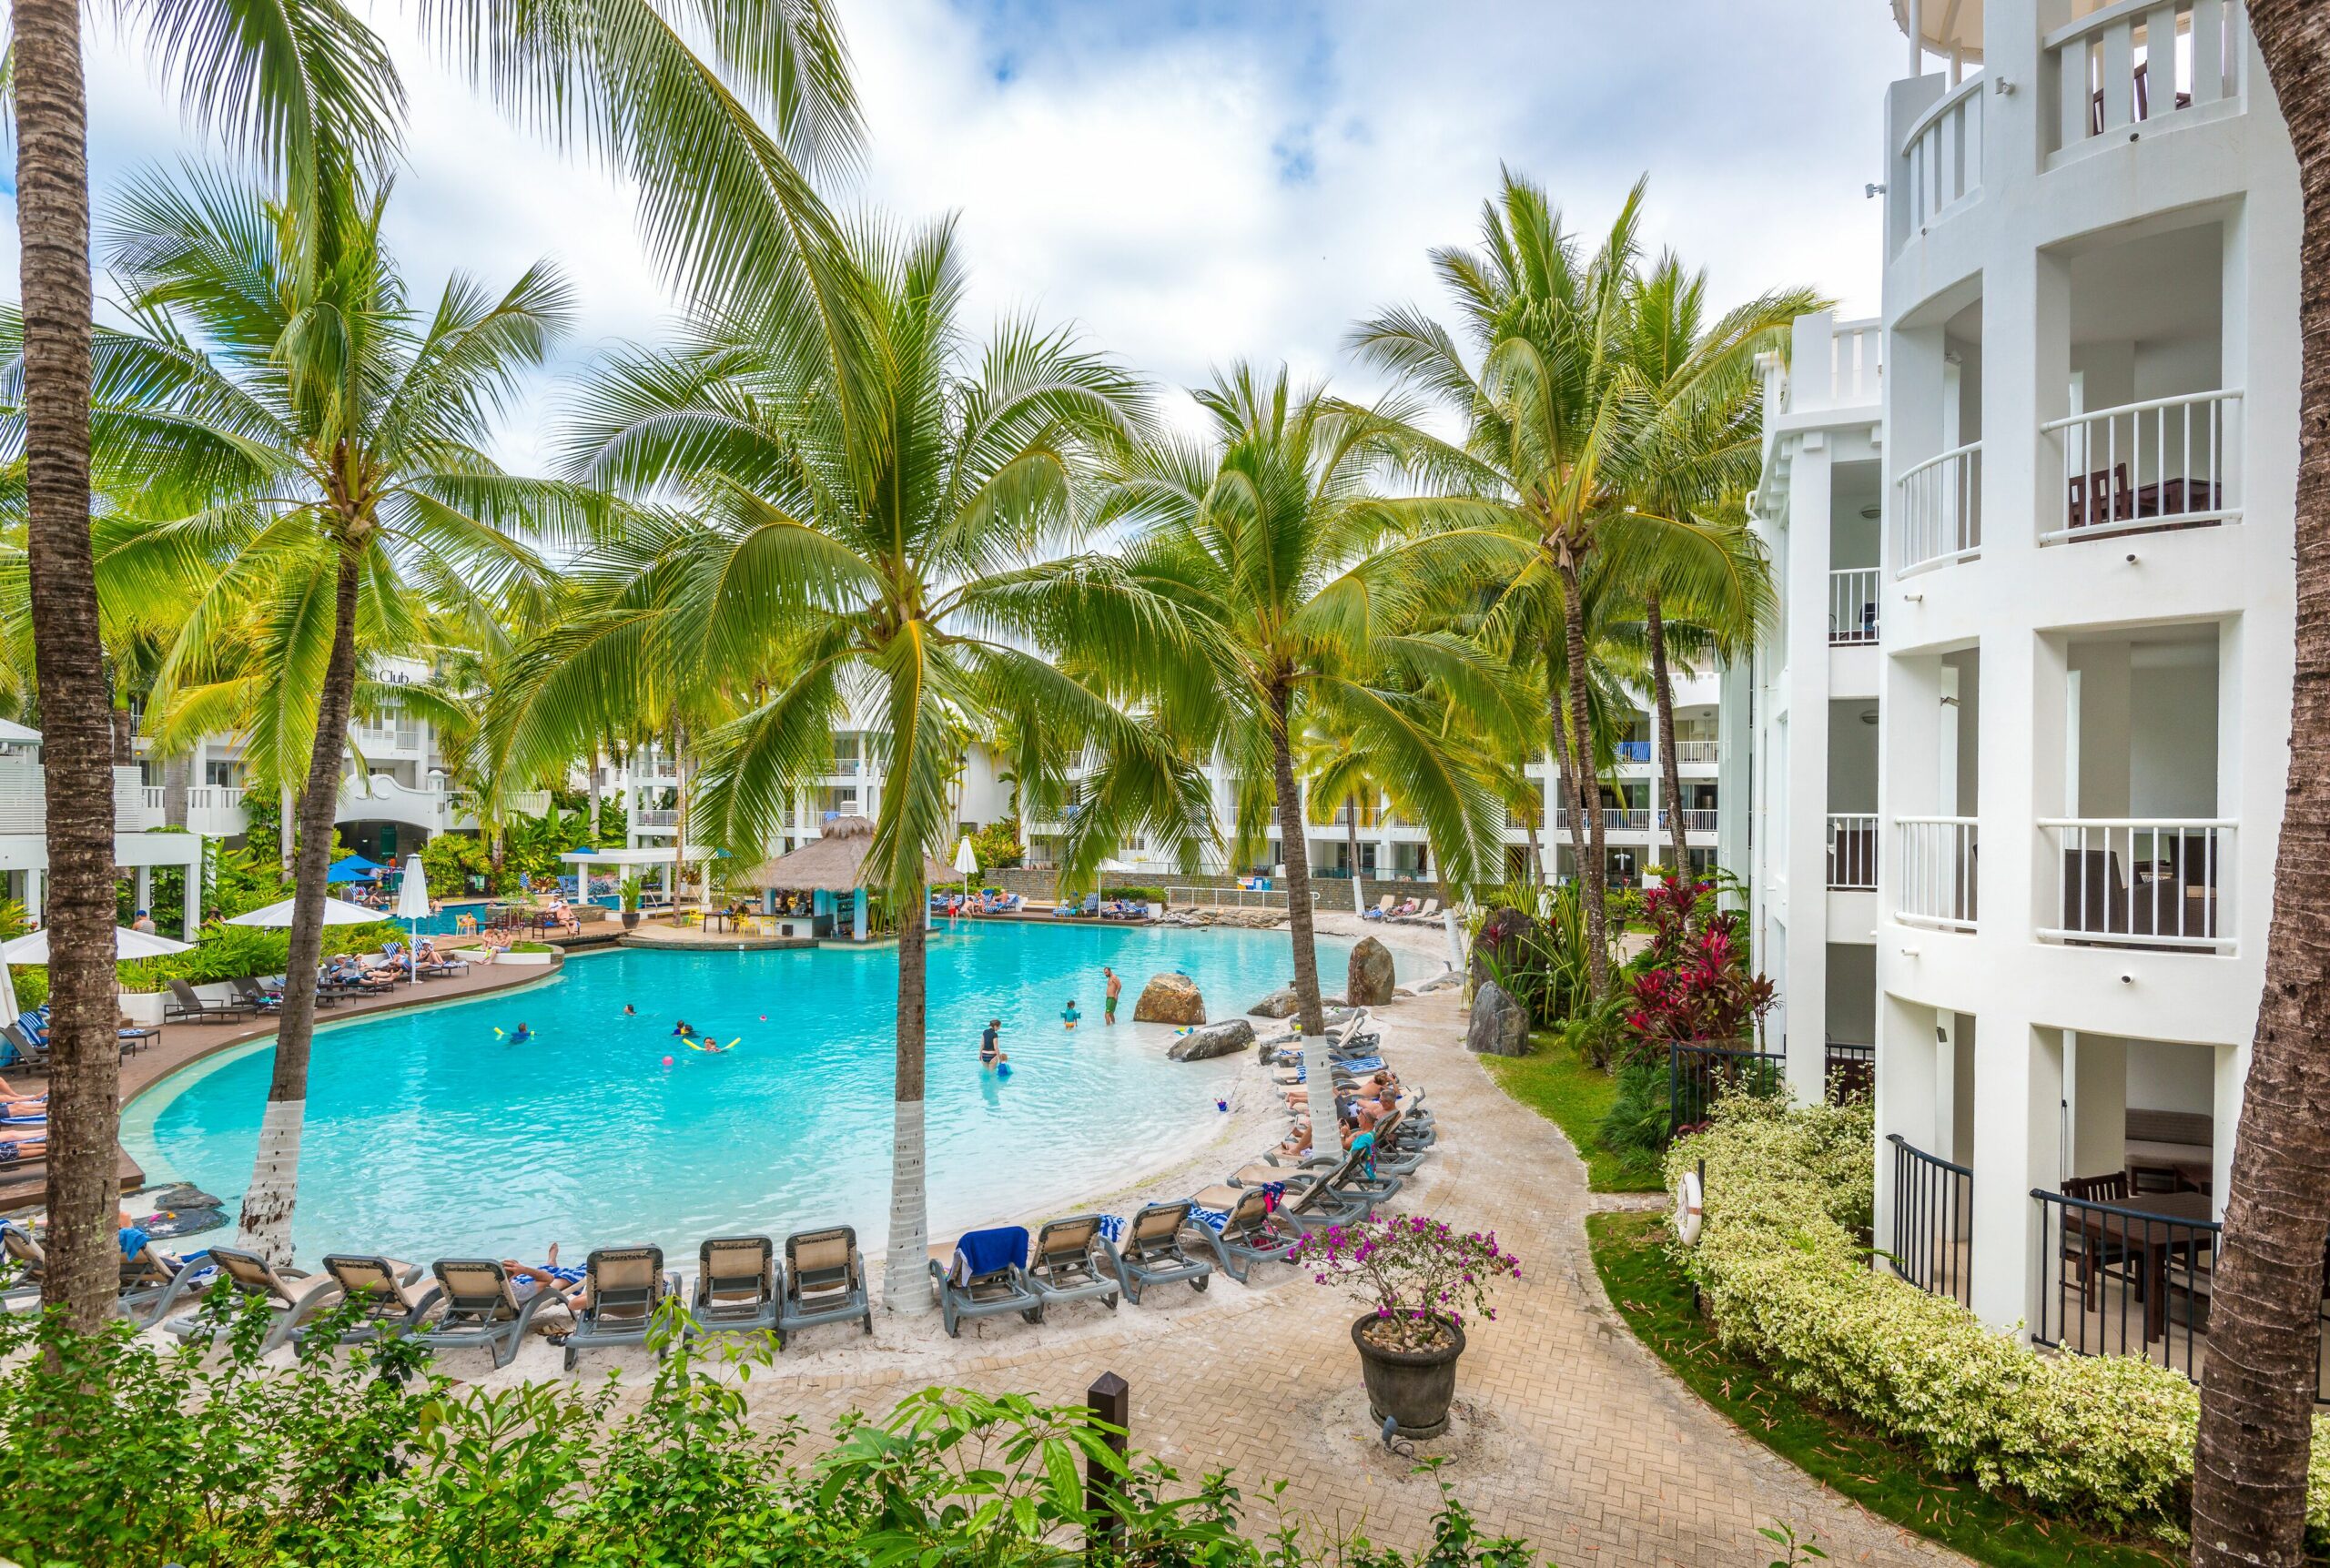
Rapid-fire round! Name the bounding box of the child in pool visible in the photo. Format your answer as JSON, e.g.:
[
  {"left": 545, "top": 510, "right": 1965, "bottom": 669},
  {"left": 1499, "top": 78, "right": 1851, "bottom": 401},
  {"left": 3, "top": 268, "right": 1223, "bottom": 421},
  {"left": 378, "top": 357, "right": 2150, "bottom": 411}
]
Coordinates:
[
  {"left": 1060, "top": 999, "right": 1080, "bottom": 1032},
  {"left": 623, "top": 1004, "right": 636, "bottom": 1017},
  {"left": 673, "top": 1020, "right": 696, "bottom": 1038},
  {"left": 508, "top": 1023, "right": 532, "bottom": 1045}
]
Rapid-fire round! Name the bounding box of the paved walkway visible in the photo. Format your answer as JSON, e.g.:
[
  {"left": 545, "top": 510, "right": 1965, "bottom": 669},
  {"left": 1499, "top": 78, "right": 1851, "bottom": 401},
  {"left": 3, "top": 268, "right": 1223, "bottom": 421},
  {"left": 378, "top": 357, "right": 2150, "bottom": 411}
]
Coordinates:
[{"left": 579, "top": 981, "right": 1964, "bottom": 1567}]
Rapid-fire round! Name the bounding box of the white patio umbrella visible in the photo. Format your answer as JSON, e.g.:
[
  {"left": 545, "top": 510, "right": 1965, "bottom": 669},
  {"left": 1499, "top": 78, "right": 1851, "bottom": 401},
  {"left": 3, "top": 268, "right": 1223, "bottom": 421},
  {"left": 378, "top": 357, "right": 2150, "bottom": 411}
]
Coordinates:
[
  {"left": 227, "top": 895, "right": 384, "bottom": 927},
  {"left": 0, "top": 925, "right": 196, "bottom": 1029},
  {"left": 396, "top": 855, "right": 431, "bottom": 978}
]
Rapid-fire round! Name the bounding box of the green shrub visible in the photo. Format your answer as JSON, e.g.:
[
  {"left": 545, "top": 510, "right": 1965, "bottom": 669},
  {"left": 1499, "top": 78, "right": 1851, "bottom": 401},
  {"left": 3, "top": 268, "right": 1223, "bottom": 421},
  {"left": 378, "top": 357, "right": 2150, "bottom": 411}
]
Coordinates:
[
  {"left": 8, "top": 966, "right": 45, "bottom": 1015},
  {"left": 0, "top": 1304, "right": 1537, "bottom": 1568},
  {"left": 116, "top": 919, "right": 405, "bottom": 991},
  {"left": 1596, "top": 1056, "right": 1669, "bottom": 1157},
  {"left": 970, "top": 816, "right": 1024, "bottom": 871},
  {"left": 1668, "top": 1095, "right": 2330, "bottom": 1544}
]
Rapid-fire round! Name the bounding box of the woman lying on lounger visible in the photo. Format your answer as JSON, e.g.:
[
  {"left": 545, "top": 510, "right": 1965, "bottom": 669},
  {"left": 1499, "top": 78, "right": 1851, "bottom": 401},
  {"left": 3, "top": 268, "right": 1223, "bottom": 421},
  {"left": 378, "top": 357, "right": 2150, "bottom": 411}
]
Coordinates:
[{"left": 503, "top": 1244, "right": 589, "bottom": 1311}]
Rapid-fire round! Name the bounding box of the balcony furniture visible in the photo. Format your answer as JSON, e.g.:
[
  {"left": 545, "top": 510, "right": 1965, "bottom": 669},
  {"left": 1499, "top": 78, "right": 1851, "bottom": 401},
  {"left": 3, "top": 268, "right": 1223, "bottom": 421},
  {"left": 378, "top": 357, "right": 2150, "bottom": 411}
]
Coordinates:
[
  {"left": 2089, "top": 61, "right": 2191, "bottom": 137},
  {"left": 2059, "top": 1172, "right": 2143, "bottom": 1312},
  {"left": 2061, "top": 847, "right": 2132, "bottom": 937},
  {"left": 2126, "top": 1108, "right": 2215, "bottom": 1195},
  {"left": 2068, "top": 465, "right": 2226, "bottom": 534},
  {"left": 2059, "top": 1188, "right": 2214, "bottom": 1346}
]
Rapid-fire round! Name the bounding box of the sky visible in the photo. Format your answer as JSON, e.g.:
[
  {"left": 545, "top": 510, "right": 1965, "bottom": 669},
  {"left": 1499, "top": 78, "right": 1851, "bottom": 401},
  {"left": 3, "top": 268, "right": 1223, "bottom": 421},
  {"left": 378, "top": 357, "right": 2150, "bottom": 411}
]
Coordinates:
[{"left": 42, "top": 0, "right": 1906, "bottom": 468}]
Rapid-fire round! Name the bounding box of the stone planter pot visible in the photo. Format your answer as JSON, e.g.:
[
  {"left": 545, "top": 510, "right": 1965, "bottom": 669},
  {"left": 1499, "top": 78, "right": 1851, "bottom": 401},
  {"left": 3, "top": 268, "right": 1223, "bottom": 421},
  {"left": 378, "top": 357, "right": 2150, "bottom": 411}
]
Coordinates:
[
  {"left": 1351, "top": 1313, "right": 1465, "bottom": 1439},
  {"left": 496, "top": 949, "right": 556, "bottom": 966},
  {"left": 621, "top": 910, "right": 641, "bottom": 930}
]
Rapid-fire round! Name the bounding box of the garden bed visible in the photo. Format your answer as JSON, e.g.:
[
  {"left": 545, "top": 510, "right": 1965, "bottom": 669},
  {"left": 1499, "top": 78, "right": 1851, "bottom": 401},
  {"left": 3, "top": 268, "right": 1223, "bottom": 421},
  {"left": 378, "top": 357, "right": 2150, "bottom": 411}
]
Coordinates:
[
  {"left": 1478, "top": 1032, "right": 1662, "bottom": 1192},
  {"left": 1585, "top": 1209, "right": 2175, "bottom": 1568}
]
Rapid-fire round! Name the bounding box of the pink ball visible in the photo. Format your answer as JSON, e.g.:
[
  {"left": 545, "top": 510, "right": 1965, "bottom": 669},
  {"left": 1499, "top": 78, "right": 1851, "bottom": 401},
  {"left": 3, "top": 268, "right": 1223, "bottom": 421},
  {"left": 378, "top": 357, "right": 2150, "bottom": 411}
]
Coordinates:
[{"left": 662, "top": 1056, "right": 674, "bottom": 1067}]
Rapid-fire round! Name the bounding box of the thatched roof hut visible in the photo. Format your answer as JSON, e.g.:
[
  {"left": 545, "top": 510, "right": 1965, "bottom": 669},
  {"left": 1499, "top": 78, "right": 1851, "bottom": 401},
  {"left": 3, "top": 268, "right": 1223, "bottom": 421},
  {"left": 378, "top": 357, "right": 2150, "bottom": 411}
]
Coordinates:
[{"left": 742, "top": 815, "right": 957, "bottom": 892}]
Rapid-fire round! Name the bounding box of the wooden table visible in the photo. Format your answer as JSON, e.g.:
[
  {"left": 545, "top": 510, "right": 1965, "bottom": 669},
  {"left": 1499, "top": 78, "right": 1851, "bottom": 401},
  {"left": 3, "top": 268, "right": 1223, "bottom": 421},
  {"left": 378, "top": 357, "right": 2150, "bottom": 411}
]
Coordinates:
[{"left": 2064, "top": 1189, "right": 2215, "bottom": 1344}]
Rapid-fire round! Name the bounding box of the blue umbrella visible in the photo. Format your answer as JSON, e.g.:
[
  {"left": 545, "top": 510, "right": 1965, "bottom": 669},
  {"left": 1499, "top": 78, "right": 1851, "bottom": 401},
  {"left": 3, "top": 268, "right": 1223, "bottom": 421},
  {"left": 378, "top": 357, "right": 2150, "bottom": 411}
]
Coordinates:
[{"left": 327, "top": 854, "right": 386, "bottom": 884}]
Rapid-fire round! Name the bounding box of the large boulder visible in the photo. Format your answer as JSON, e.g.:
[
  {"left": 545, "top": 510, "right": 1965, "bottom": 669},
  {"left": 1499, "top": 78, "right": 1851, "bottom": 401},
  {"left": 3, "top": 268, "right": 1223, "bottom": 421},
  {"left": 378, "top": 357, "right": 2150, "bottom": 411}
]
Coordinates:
[
  {"left": 1168, "top": 1017, "right": 1254, "bottom": 1061},
  {"left": 1466, "top": 980, "right": 1530, "bottom": 1057},
  {"left": 1133, "top": 972, "right": 1207, "bottom": 1025},
  {"left": 1248, "top": 986, "right": 1302, "bottom": 1019},
  {"left": 1346, "top": 936, "right": 1397, "bottom": 1007}
]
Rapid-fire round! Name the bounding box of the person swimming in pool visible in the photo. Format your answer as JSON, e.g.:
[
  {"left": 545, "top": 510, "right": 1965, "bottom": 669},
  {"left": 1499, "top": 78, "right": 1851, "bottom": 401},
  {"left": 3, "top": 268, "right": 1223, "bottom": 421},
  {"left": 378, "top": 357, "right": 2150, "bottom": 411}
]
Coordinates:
[
  {"left": 979, "top": 1018, "right": 1007, "bottom": 1068},
  {"left": 623, "top": 1004, "right": 636, "bottom": 1017},
  {"left": 673, "top": 1020, "right": 697, "bottom": 1038},
  {"left": 1060, "top": 998, "right": 1080, "bottom": 1032},
  {"left": 508, "top": 1023, "right": 532, "bottom": 1045}
]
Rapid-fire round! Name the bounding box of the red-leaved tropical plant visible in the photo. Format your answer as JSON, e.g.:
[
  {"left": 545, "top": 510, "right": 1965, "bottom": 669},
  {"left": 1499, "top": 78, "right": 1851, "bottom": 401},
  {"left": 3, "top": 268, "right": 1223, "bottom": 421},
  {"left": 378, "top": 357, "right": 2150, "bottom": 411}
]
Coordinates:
[{"left": 1621, "top": 879, "right": 1775, "bottom": 1059}]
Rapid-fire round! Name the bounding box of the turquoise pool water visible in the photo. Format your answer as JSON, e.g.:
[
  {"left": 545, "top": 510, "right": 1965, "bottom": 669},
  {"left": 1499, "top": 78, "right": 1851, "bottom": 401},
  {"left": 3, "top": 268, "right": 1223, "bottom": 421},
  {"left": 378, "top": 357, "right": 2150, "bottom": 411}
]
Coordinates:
[{"left": 124, "top": 923, "right": 1384, "bottom": 1268}]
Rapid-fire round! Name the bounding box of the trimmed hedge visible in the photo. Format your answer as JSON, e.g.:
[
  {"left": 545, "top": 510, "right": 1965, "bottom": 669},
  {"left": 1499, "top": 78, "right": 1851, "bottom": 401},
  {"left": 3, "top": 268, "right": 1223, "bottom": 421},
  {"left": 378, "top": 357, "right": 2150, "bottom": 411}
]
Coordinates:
[{"left": 1666, "top": 1095, "right": 2330, "bottom": 1544}]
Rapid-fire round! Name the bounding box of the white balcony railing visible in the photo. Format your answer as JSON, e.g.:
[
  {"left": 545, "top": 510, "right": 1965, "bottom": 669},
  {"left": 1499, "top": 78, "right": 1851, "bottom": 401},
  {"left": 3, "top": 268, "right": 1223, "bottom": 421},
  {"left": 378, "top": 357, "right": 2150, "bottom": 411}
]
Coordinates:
[
  {"left": 635, "top": 808, "right": 680, "bottom": 828},
  {"left": 1828, "top": 813, "right": 1879, "bottom": 890},
  {"left": 1603, "top": 808, "right": 1651, "bottom": 833},
  {"left": 2048, "top": 0, "right": 2245, "bottom": 161},
  {"left": 1785, "top": 316, "right": 1885, "bottom": 414},
  {"left": 1829, "top": 567, "right": 1881, "bottom": 644},
  {"left": 1897, "top": 441, "right": 1982, "bottom": 576},
  {"left": 1658, "top": 807, "right": 1719, "bottom": 835},
  {"left": 1674, "top": 739, "right": 1720, "bottom": 764},
  {"left": 2040, "top": 389, "right": 2243, "bottom": 544},
  {"left": 1897, "top": 816, "right": 1979, "bottom": 931},
  {"left": 1899, "top": 74, "right": 1984, "bottom": 232},
  {"left": 2038, "top": 818, "right": 2234, "bottom": 951}
]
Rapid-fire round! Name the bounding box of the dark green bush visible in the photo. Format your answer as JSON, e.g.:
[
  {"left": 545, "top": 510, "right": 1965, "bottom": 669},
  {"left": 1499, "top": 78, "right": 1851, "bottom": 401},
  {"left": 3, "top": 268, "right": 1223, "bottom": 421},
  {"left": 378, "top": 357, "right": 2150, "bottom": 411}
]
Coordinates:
[{"left": 0, "top": 1303, "right": 1543, "bottom": 1568}]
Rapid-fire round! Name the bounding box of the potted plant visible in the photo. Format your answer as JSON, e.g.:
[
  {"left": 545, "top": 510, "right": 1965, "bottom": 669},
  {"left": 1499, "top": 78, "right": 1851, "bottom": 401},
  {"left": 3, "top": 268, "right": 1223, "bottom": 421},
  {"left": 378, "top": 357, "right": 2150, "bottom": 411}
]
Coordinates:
[
  {"left": 1292, "top": 1213, "right": 1520, "bottom": 1439},
  {"left": 619, "top": 876, "right": 642, "bottom": 930}
]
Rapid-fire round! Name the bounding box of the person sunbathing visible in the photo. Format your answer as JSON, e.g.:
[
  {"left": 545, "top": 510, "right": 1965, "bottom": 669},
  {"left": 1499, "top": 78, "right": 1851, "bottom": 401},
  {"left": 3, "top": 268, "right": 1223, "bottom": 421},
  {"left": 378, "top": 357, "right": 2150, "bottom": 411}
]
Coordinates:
[
  {"left": 0, "top": 1128, "right": 47, "bottom": 1161},
  {"left": 502, "top": 1244, "right": 588, "bottom": 1311},
  {"left": 1276, "top": 1118, "right": 1312, "bottom": 1158}
]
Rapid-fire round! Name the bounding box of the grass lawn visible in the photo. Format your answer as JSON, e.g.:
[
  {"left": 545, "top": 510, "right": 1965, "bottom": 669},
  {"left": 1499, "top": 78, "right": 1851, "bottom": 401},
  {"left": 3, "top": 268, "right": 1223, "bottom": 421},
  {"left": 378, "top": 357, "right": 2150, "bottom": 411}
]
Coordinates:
[
  {"left": 1478, "top": 1033, "right": 1663, "bottom": 1192},
  {"left": 1585, "top": 1210, "right": 2176, "bottom": 1568}
]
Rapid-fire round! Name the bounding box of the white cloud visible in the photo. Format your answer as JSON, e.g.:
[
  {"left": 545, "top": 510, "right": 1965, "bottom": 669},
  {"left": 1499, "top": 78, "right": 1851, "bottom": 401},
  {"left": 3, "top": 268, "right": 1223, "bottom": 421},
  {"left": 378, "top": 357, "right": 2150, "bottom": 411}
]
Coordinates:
[{"left": 27, "top": 0, "right": 1905, "bottom": 465}]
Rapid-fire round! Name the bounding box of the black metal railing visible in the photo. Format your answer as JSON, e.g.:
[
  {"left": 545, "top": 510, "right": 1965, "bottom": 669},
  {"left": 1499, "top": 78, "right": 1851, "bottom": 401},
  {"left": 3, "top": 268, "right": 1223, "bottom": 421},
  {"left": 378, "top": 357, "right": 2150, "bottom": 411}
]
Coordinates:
[
  {"left": 1667, "top": 1042, "right": 1787, "bottom": 1137},
  {"left": 1888, "top": 1135, "right": 1972, "bottom": 1306},
  {"left": 2031, "top": 1186, "right": 2217, "bottom": 1383},
  {"left": 1824, "top": 1043, "right": 1874, "bottom": 1104}
]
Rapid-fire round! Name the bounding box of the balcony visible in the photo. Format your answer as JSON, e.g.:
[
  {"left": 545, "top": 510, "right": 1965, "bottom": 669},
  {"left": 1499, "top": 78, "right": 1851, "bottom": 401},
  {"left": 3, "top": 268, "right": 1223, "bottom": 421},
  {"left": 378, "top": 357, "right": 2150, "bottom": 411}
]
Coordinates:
[
  {"left": 1897, "top": 441, "right": 1982, "bottom": 575},
  {"left": 2041, "top": 389, "right": 2241, "bottom": 545},
  {"left": 0, "top": 766, "right": 165, "bottom": 835},
  {"left": 1896, "top": 73, "right": 1984, "bottom": 240},
  {"left": 1779, "top": 315, "right": 1885, "bottom": 415},
  {"left": 1674, "top": 740, "right": 1719, "bottom": 764},
  {"left": 1614, "top": 740, "right": 1653, "bottom": 764},
  {"left": 2039, "top": 817, "right": 2232, "bottom": 951},
  {"left": 635, "top": 808, "right": 680, "bottom": 829},
  {"left": 1657, "top": 807, "right": 1719, "bottom": 835},
  {"left": 2045, "top": 0, "right": 2246, "bottom": 166},
  {"left": 1829, "top": 568, "right": 1881, "bottom": 645},
  {"left": 1828, "top": 814, "right": 1879, "bottom": 890},
  {"left": 1896, "top": 815, "right": 1979, "bottom": 930}
]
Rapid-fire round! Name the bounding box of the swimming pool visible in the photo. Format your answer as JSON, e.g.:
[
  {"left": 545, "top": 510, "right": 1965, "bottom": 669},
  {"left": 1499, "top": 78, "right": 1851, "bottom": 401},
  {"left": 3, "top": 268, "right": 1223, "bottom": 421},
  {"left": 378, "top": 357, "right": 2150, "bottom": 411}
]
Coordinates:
[{"left": 123, "top": 922, "right": 1392, "bottom": 1267}]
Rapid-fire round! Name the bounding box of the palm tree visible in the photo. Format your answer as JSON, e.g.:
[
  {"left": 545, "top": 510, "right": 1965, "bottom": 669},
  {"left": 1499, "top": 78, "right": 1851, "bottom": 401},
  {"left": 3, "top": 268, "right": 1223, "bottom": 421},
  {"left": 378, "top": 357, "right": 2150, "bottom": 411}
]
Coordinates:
[
  {"left": 1354, "top": 172, "right": 1803, "bottom": 998},
  {"left": 1108, "top": 365, "right": 1530, "bottom": 1040},
  {"left": 11, "top": 0, "right": 857, "bottom": 1325},
  {"left": 2193, "top": 7, "right": 2330, "bottom": 1560},
  {"left": 89, "top": 172, "right": 584, "bottom": 1263},
  {"left": 491, "top": 217, "right": 1208, "bottom": 1311}
]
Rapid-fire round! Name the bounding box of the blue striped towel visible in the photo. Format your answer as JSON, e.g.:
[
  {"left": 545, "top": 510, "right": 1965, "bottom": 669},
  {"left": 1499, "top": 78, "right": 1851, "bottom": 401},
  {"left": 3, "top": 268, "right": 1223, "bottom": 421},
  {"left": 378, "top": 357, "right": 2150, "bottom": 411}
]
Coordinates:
[{"left": 1096, "top": 1214, "right": 1126, "bottom": 1244}]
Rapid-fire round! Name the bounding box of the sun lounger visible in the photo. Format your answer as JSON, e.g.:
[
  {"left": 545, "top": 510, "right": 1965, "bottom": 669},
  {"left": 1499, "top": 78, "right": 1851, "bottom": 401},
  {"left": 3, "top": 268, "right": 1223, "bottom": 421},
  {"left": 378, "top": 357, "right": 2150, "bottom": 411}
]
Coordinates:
[
  {"left": 165, "top": 1245, "right": 343, "bottom": 1351},
  {"left": 4, "top": 1221, "right": 214, "bottom": 1326},
  {"left": 297, "top": 1254, "right": 439, "bottom": 1343},
  {"left": 165, "top": 979, "right": 254, "bottom": 1025},
  {"left": 1113, "top": 1201, "right": 1212, "bottom": 1304},
  {"left": 1183, "top": 1188, "right": 1303, "bottom": 1281},
  {"left": 0, "top": 1022, "right": 47, "bottom": 1071},
  {"left": 562, "top": 1245, "right": 679, "bottom": 1371},
  {"left": 1393, "top": 897, "right": 1442, "bottom": 924},
  {"left": 928, "top": 1225, "right": 1042, "bottom": 1338},
  {"left": 776, "top": 1225, "right": 873, "bottom": 1347},
  {"left": 1025, "top": 1215, "right": 1121, "bottom": 1316},
  {"left": 1362, "top": 895, "right": 1394, "bottom": 921},
  {"left": 688, "top": 1235, "right": 779, "bottom": 1341},
  {"left": 231, "top": 976, "right": 284, "bottom": 1013},
  {"left": 413, "top": 1259, "right": 563, "bottom": 1367}
]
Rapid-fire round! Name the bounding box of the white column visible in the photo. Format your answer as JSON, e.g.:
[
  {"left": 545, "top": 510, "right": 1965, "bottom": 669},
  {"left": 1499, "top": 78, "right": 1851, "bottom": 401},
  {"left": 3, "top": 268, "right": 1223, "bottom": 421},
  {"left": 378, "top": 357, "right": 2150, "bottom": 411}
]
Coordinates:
[
  {"left": 24, "top": 867, "right": 41, "bottom": 923},
  {"left": 853, "top": 885, "right": 867, "bottom": 941},
  {"left": 134, "top": 865, "right": 151, "bottom": 919},
  {"left": 183, "top": 841, "right": 204, "bottom": 938},
  {"left": 1783, "top": 444, "right": 1836, "bottom": 1103}
]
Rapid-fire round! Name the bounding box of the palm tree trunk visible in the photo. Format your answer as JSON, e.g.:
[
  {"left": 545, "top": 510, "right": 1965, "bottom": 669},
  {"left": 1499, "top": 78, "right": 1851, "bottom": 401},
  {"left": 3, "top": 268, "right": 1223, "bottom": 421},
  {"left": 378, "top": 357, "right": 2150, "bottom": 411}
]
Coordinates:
[
  {"left": 883, "top": 893, "right": 933, "bottom": 1313},
  {"left": 1646, "top": 591, "right": 1691, "bottom": 880},
  {"left": 161, "top": 751, "right": 191, "bottom": 831},
  {"left": 2192, "top": 6, "right": 2330, "bottom": 1560},
  {"left": 15, "top": 0, "right": 116, "bottom": 1332},
  {"left": 1270, "top": 685, "right": 1327, "bottom": 1039},
  {"left": 1557, "top": 562, "right": 1612, "bottom": 999},
  {"left": 235, "top": 547, "right": 361, "bottom": 1266}
]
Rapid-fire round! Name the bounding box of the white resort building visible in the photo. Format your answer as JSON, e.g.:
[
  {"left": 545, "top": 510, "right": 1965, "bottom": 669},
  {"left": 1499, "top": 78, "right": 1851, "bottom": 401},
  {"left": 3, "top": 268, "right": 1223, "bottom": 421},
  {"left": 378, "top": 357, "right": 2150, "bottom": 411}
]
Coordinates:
[{"left": 1741, "top": 0, "right": 2296, "bottom": 1383}]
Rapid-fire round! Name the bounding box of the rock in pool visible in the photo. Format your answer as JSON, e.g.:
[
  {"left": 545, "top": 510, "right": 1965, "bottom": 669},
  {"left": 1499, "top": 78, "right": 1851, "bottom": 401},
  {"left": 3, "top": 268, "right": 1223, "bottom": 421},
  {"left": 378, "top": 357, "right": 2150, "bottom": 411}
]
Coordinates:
[
  {"left": 1346, "top": 936, "right": 1397, "bottom": 1007},
  {"left": 1168, "top": 1018, "right": 1254, "bottom": 1061},
  {"left": 1134, "top": 971, "right": 1207, "bottom": 1025}
]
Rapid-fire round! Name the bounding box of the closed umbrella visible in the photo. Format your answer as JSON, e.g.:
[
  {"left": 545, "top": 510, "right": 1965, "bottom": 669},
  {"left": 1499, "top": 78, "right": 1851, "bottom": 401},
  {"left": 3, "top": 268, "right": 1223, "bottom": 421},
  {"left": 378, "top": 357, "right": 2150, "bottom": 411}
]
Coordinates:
[
  {"left": 395, "top": 855, "right": 431, "bottom": 978},
  {"left": 953, "top": 835, "right": 978, "bottom": 920}
]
